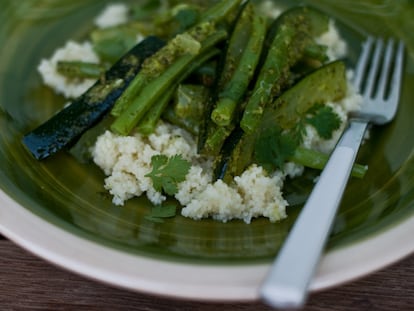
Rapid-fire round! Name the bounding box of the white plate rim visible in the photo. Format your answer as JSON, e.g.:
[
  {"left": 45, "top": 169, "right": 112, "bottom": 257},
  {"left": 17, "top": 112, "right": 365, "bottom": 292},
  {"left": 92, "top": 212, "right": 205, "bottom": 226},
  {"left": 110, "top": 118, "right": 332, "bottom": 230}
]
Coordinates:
[{"left": 0, "top": 188, "right": 413, "bottom": 302}]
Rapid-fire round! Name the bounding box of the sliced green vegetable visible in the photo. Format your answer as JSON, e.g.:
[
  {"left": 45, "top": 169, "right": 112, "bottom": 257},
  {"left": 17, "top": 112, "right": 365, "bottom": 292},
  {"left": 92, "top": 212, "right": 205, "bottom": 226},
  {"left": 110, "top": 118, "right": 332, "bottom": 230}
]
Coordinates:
[
  {"left": 216, "top": 128, "right": 367, "bottom": 183},
  {"left": 22, "top": 36, "right": 165, "bottom": 160},
  {"left": 110, "top": 0, "right": 242, "bottom": 120},
  {"left": 110, "top": 23, "right": 216, "bottom": 117},
  {"left": 57, "top": 61, "right": 106, "bottom": 79},
  {"left": 137, "top": 87, "right": 175, "bottom": 135},
  {"left": 254, "top": 61, "right": 347, "bottom": 171},
  {"left": 270, "top": 61, "right": 347, "bottom": 130},
  {"left": 240, "top": 6, "right": 330, "bottom": 134},
  {"left": 211, "top": 3, "right": 266, "bottom": 127},
  {"left": 138, "top": 48, "right": 218, "bottom": 135},
  {"left": 291, "top": 147, "right": 367, "bottom": 179},
  {"left": 214, "top": 127, "right": 256, "bottom": 183},
  {"left": 110, "top": 31, "right": 226, "bottom": 135},
  {"left": 199, "top": 2, "right": 266, "bottom": 156},
  {"left": 218, "top": 60, "right": 354, "bottom": 182},
  {"left": 162, "top": 84, "right": 209, "bottom": 135}
]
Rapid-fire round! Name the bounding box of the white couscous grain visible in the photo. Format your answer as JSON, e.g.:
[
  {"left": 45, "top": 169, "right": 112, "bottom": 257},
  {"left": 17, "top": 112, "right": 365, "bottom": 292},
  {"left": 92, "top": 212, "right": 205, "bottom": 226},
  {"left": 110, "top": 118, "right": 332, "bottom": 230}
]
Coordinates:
[
  {"left": 94, "top": 3, "right": 129, "bottom": 29},
  {"left": 37, "top": 41, "right": 99, "bottom": 99},
  {"left": 316, "top": 20, "right": 348, "bottom": 61},
  {"left": 92, "top": 122, "right": 291, "bottom": 223}
]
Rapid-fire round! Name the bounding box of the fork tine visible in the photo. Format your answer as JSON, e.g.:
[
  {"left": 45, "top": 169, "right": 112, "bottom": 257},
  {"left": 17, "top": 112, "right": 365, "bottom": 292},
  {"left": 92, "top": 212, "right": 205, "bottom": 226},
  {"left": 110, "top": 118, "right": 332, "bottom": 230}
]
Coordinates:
[
  {"left": 353, "top": 36, "right": 374, "bottom": 91},
  {"left": 389, "top": 40, "right": 405, "bottom": 101},
  {"left": 364, "top": 38, "right": 384, "bottom": 98},
  {"left": 385, "top": 40, "right": 405, "bottom": 119},
  {"left": 376, "top": 39, "right": 394, "bottom": 99}
]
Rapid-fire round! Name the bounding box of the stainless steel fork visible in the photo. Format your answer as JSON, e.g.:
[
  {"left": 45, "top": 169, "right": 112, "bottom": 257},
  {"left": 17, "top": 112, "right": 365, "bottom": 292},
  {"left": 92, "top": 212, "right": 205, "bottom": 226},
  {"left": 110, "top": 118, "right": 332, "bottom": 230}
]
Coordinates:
[{"left": 260, "top": 37, "right": 405, "bottom": 309}]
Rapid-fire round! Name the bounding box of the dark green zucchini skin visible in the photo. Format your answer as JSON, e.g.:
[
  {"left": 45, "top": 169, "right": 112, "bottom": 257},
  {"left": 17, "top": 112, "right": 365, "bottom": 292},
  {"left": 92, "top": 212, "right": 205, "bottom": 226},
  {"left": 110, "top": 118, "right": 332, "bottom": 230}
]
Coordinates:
[{"left": 23, "top": 36, "right": 165, "bottom": 160}]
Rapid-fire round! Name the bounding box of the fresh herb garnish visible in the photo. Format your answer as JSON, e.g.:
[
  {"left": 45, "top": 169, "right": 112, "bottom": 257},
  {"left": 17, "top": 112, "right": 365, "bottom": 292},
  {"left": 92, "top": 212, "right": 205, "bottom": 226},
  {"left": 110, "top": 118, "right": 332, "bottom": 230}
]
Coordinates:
[
  {"left": 144, "top": 203, "right": 177, "bottom": 223},
  {"left": 254, "top": 103, "right": 341, "bottom": 171},
  {"left": 145, "top": 154, "right": 191, "bottom": 195},
  {"left": 305, "top": 103, "right": 341, "bottom": 139},
  {"left": 254, "top": 126, "right": 297, "bottom": 172}
]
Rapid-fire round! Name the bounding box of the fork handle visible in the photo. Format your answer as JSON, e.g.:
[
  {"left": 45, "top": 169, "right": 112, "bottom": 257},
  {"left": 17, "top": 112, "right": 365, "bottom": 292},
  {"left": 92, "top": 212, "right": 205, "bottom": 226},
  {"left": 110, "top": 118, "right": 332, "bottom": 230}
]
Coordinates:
[{"left": 260, "top": 120, "right": 368, "bottom": 309}]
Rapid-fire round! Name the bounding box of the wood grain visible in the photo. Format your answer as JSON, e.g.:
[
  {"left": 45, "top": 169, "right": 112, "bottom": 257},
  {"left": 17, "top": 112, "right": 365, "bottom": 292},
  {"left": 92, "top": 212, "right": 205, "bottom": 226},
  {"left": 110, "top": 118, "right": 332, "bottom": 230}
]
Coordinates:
[{"left": 0, "top": 239, "right": 413, "bottom": 311}]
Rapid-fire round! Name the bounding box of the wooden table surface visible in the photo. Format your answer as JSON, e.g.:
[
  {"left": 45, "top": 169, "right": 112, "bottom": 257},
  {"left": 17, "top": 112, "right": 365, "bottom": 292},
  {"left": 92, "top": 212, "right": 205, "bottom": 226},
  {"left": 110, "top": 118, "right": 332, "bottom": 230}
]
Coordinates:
[{"left": 0, "top": 235, "right": 413, "bottom": 311}]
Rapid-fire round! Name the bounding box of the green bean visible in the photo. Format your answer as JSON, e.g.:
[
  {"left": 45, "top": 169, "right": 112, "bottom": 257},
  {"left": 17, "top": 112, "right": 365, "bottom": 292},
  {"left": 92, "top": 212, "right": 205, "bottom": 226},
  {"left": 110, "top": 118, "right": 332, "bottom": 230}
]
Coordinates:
[
  {"left": 214, "top": 128, "right": 256, "bottom": 183},
  {"left": 291, "top": 147, "right": 367, "bottom": 178},
  {"left": 110, "top": 21, "right": 215, "bottom": 117},
  {"left": 215, "top": 132, "right": 367, "bottom": 183},
  {"left": 240, "top": 7, "right": 330, "bottom": 134},
  {"left": 110, "top": 73, "right": 146, "bottom": 117},
  {"left": 215, "top": 2, "right": 251, "bottom": 88},
  {"left": 240, "top": 26, "right": 300, "bottom": 133},
  {"left": 57, "top": 61, "right": 106, "bottom": 79},
  {"left": 110, "top": 33, "right": 225, "bottom": 135},
  {"left": 137, "top": 87, "right": 175, "bottom": 135},
  {"left": 198, "top": 2, "right": 256, "bottom": 155},
  {"left": 211, "top": 4, "right": 266, "bottom": 126},
  {"left": 110, "top": 0, "right": 242, "bottom": 120},
  {"left": 203, "top": 125, "right": 234, "bottom": 156},
  {"left": 137, "top": 49, "right": 219, "bottom": 135}
]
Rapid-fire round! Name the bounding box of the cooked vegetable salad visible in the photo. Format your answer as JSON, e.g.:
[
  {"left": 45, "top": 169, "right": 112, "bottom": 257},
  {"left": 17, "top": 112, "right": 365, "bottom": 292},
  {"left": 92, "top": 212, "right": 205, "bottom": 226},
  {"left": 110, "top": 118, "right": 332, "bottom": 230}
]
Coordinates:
[{"left": 23, "top": 0, "right": 366, "bottom": 223}]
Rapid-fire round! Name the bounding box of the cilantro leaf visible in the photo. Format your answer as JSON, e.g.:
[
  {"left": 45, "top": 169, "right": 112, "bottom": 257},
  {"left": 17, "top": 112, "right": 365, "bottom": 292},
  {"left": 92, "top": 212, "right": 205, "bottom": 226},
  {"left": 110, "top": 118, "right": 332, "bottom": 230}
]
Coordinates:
[
  {"left": 254, "top": 126, "right": 297, "bottom": 172},
  {"left": 305, "top": 104, "right": 341, "bottom": 139},
  {"left": 144, "top": 203, "right": 177, "bottom": 223},
  {"left": 254, "top": 103, "right": 342, "bottom": 172},
  {"left": 146, "top": 154, "right": 191, "bottom": 195},
  {"left": 290, "top": 120, "right": 307, "bottom": 146}
]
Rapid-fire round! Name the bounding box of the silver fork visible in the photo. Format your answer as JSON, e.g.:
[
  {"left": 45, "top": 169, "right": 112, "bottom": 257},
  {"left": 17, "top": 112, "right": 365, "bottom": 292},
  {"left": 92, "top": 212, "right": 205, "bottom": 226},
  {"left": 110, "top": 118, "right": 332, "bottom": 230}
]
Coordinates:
[{"left": 260, "top": 37, "right": 405, "bottom": 309}]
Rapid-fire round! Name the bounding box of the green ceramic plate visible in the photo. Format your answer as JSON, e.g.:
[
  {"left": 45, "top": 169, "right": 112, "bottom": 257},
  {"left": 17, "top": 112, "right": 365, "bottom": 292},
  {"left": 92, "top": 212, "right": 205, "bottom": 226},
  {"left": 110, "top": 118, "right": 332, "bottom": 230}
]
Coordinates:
[{"left": 0, "top": 0, "right": 413, "bottom": 301}]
